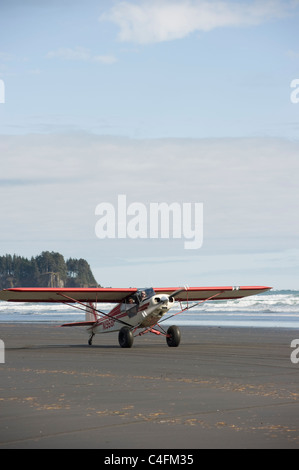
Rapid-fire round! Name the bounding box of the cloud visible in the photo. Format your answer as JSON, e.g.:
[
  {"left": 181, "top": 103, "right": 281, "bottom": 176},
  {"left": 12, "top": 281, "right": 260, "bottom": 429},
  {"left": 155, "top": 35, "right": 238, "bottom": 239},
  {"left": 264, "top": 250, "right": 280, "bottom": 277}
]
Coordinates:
[
  {"left": 46, "top": 46, "right": 117, "bottom": 64},
  {"left": 287, "top": 49, "right": 299, "bottom": 60},
  {"left": 1, "top": 133, "right": 298, "bottom": 244},
  {"left": 1, "top": 133, "right": 298, "bottom": 287},
  {"left": 100, "top": 0, "right": 298, "bottom": 44},
  {"left": 92, "top": 55, "right": 117, "bottom": 64}
]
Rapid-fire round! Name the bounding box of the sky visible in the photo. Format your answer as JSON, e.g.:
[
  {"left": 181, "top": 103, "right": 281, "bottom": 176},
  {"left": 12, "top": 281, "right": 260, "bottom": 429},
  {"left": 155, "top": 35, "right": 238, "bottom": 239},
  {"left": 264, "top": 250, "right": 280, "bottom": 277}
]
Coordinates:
[{"left": 0, "top": 0, "right": 299, "bottom": 289}]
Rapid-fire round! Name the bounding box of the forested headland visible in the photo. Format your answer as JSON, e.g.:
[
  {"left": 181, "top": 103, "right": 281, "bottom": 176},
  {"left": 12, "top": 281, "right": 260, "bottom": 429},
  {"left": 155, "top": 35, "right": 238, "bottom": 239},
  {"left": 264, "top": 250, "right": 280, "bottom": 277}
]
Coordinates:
[{"left": 0, "top": 251, "right": 99, "bottom": 289}]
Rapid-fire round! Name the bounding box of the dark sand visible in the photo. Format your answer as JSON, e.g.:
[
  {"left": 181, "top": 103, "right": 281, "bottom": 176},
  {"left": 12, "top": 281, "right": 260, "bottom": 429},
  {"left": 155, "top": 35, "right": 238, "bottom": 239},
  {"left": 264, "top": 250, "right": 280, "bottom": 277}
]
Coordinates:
[{"left": 1, "top": 324, "right": 299, "bottom": 449}]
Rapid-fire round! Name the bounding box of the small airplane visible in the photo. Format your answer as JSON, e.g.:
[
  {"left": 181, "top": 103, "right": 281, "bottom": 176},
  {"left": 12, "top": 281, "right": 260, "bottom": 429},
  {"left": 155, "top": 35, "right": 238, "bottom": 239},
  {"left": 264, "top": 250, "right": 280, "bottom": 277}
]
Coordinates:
[{"left": 0, "top": 285, "right": 271, "bottom": 348}]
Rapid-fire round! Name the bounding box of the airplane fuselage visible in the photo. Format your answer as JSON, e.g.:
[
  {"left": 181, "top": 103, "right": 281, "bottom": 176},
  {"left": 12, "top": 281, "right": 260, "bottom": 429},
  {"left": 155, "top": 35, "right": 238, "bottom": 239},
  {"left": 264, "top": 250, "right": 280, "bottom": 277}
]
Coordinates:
[{"left": 90, "top": 292, "right": 174, "bottom": 335}]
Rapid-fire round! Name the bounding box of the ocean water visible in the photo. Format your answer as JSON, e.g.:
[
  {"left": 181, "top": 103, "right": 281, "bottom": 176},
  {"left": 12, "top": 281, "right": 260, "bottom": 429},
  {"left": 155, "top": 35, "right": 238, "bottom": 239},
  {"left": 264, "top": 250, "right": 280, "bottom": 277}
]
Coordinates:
[{"left": 0, "top": 290, "right": 298, "bottom": 329}]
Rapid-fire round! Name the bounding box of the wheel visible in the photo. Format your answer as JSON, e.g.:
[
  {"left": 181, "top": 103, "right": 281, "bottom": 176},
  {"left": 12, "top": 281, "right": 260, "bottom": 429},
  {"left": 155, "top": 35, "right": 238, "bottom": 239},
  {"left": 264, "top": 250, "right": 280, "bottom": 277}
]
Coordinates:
[
  {"left": 166, "top": 325, "right": 181, "bottom": 347},
  {"left": 118, "top": 327, "right": 134, "bottom": 348}
]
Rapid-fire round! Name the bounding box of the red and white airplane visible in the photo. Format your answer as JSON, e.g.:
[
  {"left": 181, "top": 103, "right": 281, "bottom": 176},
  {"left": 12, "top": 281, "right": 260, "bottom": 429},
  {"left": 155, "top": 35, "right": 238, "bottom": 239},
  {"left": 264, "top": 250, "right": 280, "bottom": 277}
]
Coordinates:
[{"left": 0, "top": 285, "right": 271, "bottom": 348}]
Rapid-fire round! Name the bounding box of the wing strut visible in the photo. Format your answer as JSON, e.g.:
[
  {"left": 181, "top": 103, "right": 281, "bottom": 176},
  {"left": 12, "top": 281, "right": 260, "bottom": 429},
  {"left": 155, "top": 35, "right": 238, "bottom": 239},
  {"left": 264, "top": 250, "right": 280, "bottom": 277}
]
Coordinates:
[
  {"left": 158, "top": 291, "right": 224, "bottom": 325},
  {"left": 134, "top": 291, "right": 224, "bottom": 338},
  {"left": 57, "top": 292, "right": 133, "bottom": 328}
]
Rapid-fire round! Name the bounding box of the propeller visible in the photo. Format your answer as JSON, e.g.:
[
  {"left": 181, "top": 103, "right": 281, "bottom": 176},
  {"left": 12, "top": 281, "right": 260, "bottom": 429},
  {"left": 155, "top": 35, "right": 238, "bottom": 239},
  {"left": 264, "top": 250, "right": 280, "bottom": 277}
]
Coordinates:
[{"left": 168, "top": 285, "right": 188, "bottom": 301}]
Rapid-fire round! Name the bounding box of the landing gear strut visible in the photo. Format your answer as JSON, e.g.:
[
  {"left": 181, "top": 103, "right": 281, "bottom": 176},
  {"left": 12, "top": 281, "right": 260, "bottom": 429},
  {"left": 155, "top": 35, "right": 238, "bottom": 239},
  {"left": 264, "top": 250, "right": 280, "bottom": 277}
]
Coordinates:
[{"left": 88, "top": 332, "right": 95, "bottom": 346}]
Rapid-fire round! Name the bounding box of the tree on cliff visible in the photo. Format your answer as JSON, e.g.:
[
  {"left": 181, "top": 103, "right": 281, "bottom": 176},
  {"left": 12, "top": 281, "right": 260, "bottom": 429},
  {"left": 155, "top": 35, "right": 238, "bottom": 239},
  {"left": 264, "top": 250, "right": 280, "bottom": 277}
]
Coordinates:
[{"left": 0, "top": 251, "right": 98, "bottom": 289}]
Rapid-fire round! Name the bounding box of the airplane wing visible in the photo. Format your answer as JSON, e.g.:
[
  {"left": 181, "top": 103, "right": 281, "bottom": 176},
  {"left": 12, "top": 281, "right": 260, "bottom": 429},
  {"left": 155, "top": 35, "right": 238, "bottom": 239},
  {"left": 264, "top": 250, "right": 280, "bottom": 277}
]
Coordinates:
[
  {"left": 0, "top": 285, "right": 271, "bottom": 303},
  {"left": 0, "top": 287, "right": 137, "bottom": 303},
  {"left": 154, "top": 286, "right": 271, "bottom": 301}
]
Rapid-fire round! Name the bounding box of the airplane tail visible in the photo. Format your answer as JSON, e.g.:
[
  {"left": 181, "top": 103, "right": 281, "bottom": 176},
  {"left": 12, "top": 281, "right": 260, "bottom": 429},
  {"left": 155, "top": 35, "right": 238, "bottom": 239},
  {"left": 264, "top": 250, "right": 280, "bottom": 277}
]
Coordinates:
[
  {"left": 60, "top": 302, "right": 98, "bottom": 327},
  {"left": 86, "top": 302, "right": 98, "bottom": 322}
]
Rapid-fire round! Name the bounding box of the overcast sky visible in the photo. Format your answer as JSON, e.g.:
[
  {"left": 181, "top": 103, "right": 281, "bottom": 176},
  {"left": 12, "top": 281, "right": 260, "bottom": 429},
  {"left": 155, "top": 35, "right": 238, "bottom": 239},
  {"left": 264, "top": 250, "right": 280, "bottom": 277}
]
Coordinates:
[{"left": 0, "top": 0, "right": 299, "bottom": 289}]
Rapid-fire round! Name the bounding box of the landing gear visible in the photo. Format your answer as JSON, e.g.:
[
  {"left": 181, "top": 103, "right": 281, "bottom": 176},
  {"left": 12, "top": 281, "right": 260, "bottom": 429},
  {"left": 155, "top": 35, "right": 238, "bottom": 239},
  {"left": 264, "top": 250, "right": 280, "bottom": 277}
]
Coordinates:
[
  {"left": 166, "top": 325, "right": 181, "bottom": 347},
  {"left": 118, "top": 326, "right": 134, "bottom": 348},
  {"left": 88, "top": 332, "right": 95, "bottom": 346}
]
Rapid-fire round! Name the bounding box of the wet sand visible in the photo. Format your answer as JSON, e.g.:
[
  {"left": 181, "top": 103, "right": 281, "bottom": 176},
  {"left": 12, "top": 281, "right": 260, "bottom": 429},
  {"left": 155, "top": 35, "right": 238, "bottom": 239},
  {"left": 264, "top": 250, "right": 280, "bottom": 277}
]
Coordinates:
[{"left": 1, "top": 323, "right": 299, "bottom": 449}]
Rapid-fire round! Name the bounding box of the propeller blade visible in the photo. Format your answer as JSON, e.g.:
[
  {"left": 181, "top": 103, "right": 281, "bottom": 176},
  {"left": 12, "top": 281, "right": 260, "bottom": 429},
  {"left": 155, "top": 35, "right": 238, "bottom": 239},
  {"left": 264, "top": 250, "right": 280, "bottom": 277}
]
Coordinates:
[{"left": 169, "top": 286, "right": 188, "bottom": 301}]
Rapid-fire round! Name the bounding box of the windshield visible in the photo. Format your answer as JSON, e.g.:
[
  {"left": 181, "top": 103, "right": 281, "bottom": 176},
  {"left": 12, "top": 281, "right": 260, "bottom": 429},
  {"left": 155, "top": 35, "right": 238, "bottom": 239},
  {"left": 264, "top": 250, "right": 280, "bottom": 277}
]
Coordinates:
[
  {"left": 121, "top": 287, "right": 155, "bottom": 313},
  {"left": 137, "top": 288, "right": 155, "bottom": 301}
]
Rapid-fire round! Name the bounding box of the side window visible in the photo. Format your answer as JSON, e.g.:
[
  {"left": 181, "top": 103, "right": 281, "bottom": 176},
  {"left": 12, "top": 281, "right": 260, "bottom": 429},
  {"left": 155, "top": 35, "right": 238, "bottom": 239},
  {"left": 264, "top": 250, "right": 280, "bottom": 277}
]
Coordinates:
[
  {"left": 121, "top": 295, "right": 138, "bottom": 316},
  {"left": 127, "top": 304, "right": 138, "bottom": 318}
]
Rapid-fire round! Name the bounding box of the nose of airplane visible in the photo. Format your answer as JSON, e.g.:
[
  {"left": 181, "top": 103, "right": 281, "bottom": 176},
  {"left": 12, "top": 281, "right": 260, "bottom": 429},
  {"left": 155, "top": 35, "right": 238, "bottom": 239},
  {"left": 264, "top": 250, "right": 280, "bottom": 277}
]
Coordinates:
[{"left": 153, "top": 294, "right": 170, "bottom": 305}]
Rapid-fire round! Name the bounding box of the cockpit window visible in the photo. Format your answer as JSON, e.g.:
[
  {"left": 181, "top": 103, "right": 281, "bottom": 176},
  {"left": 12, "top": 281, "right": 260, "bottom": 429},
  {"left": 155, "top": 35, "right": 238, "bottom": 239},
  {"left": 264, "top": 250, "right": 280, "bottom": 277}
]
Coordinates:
[
  {"left": 121, "top": 288, "right": 155, "bottom": 314},
  {"left": 121, "top": 294, "right": 138, "bottom": 315},
  {"left": 137, "top": 288, "right": 155, "bottom": 302}
]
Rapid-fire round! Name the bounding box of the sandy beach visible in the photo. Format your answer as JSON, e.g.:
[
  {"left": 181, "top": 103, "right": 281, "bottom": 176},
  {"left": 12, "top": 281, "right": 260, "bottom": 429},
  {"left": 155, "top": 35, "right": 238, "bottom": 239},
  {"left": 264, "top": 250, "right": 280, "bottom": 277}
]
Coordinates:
[{"left": 0, "top": 323, "right": 299, "bottom": 449}]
